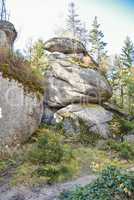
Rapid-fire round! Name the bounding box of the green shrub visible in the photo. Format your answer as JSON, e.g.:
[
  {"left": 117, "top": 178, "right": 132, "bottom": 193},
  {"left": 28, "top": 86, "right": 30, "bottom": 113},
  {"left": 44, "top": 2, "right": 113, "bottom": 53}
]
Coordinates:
[
  {"left": 29, "top": 134, "right": 64, "bottom": 164},
  {"left": 119, "top": 119, "right": 134, "bottom": 133},
  {"left": 0, "top": 159, "right": 16, "bottom": 173},
  {"left": 27, "top": 129, "right": 78, "bottom": 184},
  {"left": 110, "top": 116, "right": 134, "bottom": 140},
  {"left": 78, "top": 119, "right": 101, "bottom": 146},
  {"left": 79, "top": 131, "right": 101, "bottom": 147},
  {"left": 60, "top": 166, "right": 134, "bottom": 200},
  {"left": 104, "top": 140, "right": 134, "bottom": 160},
  {"left": 34, "top": 162, "right": 76, "bottom": 184},
  {"left": 0, "top": 160, "right": 8, "bottom": 173}
]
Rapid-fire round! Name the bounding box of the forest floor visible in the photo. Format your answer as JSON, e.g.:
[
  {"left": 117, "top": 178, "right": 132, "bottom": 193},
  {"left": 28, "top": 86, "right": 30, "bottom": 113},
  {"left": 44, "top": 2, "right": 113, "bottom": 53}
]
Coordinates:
[
  {"left": 0, "top": 165, "right": 96, "bottom": 200},
  {"left": 0, "top": 126, "right": 134, "bottom": 200}
]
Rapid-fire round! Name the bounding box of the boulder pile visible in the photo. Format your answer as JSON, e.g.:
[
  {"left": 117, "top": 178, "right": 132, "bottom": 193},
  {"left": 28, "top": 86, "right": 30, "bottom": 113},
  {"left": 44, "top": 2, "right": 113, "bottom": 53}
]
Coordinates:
[{"left": 43, "top": 37, "right": 113, "bottom": 138}]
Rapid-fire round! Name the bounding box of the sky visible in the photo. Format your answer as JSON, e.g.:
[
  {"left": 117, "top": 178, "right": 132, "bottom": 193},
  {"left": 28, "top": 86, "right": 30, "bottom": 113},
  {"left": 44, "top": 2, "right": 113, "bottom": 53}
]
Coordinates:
[{"left": 5, "top": 0, "right": 134, "bottom": 54}]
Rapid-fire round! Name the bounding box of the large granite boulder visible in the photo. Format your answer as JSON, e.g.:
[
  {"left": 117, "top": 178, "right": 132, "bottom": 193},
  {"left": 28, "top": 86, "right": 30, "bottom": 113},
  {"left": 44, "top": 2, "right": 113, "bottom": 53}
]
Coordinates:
[
  {"left": 44, "top": 53, "right": 112, "bottom": 108},
  {"left": 54, "top": 104, "right": 113, "bottom": 138},
  {"left": 0, "top": 77, "right": 43, "bottom": 149},
  {"left": 44, "top": 37, "right": 87, "bottom": 54},
  {"left": 43, "top": 38, "right": 113, "bottom": 138}
]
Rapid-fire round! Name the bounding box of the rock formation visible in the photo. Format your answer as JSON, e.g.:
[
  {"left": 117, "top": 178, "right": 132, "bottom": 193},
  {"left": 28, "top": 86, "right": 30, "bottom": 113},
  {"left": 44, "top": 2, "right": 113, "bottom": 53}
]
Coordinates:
[
  {"left": 43, "top": 37, "right": 113, "bottom": 138},
  {"left": 0, "top": 77, "right": 43, "bottom": 149},
  {"left": 0, "top": 20, "right": 43, "bottom": 152}
]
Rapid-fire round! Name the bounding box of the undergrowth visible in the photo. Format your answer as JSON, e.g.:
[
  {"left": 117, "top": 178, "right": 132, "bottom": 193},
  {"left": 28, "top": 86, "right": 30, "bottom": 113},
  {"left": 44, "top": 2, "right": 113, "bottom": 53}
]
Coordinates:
[
  {"left": 102, "top": 140, "right": 134, "bottom": 160},
  {"left": 11, "top": 126, "right": 79, "bottom": 186},
  {"left": 60, "top": 166, "right": 134, "bottom": 200},
  {"left": 109, "top": 115, "right": 134, "bottom": 140},
  {"left": 1, "top": 124, "right": 134, "bottom": 187}
]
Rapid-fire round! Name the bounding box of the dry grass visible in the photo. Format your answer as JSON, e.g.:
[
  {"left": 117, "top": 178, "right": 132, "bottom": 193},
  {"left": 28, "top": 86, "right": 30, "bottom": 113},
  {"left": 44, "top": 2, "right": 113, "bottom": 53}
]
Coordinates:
[{"left": 0, "top": 53, "right": 45, "bottom": 96}]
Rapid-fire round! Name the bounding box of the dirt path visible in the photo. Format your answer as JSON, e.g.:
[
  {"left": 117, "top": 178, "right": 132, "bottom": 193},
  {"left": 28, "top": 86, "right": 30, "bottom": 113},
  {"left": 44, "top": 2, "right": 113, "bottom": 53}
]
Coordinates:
[{"left": 0, "top": 175, "right": 96, "bottom": 200}]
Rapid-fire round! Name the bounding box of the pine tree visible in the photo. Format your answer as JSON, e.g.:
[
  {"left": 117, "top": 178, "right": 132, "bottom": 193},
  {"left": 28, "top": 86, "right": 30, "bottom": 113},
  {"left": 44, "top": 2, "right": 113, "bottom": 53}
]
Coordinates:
[
  {"left": 121, "top": 36, "right": 134, "bottom": 68},
  {"left": 89, "top": 16, "right": 107, "bottom": 65},
  {"left": 67, "top": 1, "right": 81, "bottom": 39}
]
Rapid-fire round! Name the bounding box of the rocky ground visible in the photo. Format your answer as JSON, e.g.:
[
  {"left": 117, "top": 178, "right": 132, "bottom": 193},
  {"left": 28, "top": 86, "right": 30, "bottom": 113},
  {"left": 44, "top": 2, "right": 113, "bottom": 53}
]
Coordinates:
[{"left": 0, "top": 170, "right": 96, "bottom": 200}]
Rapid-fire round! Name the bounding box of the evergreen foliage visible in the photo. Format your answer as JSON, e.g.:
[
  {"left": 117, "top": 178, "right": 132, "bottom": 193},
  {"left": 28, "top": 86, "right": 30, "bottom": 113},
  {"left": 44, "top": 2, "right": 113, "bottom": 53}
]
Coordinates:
[
  {"left": 67, "top": 1, "right": 81, "bottom": 38},
  {"left": 89, "top": 16, "right": 107, "bottom": 65},
  {"left": 121, "top": 36, "right": 134, "bottom": 68}
]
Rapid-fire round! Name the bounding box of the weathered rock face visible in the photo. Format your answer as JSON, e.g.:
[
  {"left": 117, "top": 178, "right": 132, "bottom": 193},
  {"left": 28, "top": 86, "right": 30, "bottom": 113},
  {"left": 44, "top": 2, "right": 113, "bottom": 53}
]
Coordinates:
[
  {"left": 43, "top": 38, "right": 113, "bottom": 138},
  {"left": 0, "top": 21, "right": 17, "bottom": 50},
  {"left": 54, "top": 104, "right": 113, "bottom": 138},
  {"left": 0, "top": 77, "right": 43, "bottom": 148},
  {"left": 45, "top": 52, "right": 112, "bottom": 108},
  {"left": 44, "top": 37, "right": 87, "bottom": 54}
]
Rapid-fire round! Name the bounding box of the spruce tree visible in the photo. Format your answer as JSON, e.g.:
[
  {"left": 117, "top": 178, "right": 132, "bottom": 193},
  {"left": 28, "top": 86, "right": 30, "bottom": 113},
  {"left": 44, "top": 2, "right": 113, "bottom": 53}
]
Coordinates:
[
  {"left": 67, "top": 1, "right": 81, "bottom": 38},
  {"left": 55, "top": 1, "right": 88, "bottom": 46},
  {"left": 89, "top": 16, "right": 107, "bottom": 65},
  {"left": 121, "top": 36, "right": 134, "bottom": 68}
]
